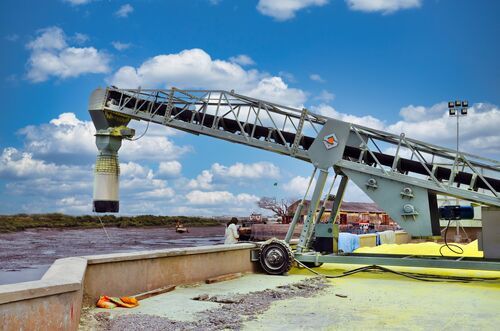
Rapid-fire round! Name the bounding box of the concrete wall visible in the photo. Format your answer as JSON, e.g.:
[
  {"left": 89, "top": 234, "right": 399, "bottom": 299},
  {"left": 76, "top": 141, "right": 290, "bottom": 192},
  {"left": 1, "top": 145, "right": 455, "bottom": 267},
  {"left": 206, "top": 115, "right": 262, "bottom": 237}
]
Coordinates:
[
  {"left": 0, "top": 257, "right": 86, "bottom": 331},
  {"left": 83, "top": 245, "right": 257, "bottom": 305},
  {"left": 0, "top": 243, "right": 256, "bottom": 331}
]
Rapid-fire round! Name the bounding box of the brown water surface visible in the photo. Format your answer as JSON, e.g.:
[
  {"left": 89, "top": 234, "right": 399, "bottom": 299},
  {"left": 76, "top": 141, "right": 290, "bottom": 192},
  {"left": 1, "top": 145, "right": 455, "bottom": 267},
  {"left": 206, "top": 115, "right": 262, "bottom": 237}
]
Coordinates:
[{"left": 0, "top": 226, "right": 225, "bottom": 285}]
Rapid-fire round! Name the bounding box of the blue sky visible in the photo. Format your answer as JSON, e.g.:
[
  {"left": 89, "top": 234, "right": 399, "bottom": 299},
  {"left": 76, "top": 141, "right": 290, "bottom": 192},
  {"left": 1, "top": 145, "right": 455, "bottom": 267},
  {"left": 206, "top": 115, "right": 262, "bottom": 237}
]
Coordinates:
[{"left": 0, "top": 0, "right": 499, "bottom": 215}]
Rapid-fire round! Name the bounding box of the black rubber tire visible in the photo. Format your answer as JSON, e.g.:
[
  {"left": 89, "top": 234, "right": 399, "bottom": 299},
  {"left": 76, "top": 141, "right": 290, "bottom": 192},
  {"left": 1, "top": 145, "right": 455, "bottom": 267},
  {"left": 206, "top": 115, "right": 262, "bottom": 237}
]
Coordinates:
[{"left": 259, "top": 239, "right": 294, "bottom": 275}]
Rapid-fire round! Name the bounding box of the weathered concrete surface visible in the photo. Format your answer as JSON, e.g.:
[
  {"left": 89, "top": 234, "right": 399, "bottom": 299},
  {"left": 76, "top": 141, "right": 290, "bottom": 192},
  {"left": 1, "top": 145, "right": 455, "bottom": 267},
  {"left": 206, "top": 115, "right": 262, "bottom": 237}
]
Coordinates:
[
  {"left": 0, "top": 257, "right": 86, "bottom": 304},
  {"left": 2, "top": 290, "right": 84, "bottom": 331},
  {"left": 80, "top": 273, "right": 313, "bottom": 329},
  {"left": 83, "top": 265, "right": 500, "bottom": 331},
  {"left": 83, "top": 244, "right": 257, "bottom": 305},
  {"left": 0, "top": 257, "right": 87, "bottom": 331},
  {"left": 244, "top": 266, "right": 500, "bottom": 330}
]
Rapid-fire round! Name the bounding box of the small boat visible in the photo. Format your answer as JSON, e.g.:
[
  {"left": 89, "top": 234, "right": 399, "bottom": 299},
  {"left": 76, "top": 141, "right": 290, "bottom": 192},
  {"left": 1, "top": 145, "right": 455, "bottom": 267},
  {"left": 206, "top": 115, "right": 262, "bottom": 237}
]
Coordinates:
[{"left": 175, "top": 222, "right": 189, "bottom": 233}]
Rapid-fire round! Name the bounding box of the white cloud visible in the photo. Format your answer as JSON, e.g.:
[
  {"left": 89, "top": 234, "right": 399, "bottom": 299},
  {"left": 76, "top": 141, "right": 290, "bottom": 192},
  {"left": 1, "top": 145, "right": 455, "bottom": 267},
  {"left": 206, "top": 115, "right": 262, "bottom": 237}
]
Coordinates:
[
  {"left": 27, "top": 27, "right": 66, "bottom": 50},
  {"left": 73, "top": 32, "right": 89, "bottom": 44},
  {"left": 309, "top": 73, "right": 325, "bottom": 82},
  {"left": 186, "top": 190, "right": 259, "bottom": 206},
  {"left": 19, "top": 112, "right": 96, "bottom": 160},
  {"left": 110, "top": 48, "right": 261, "bottom": 90},
  {"left": 121, "top": 161, "right": 150, "bottom": 178},
  {"left": 246, "top": 77, "right": 307, "bottom": 107},
  {"left": 115, "top": 4, "right": 134, "bottom": 18},
  {"left": 26, "top": 27, "right": 110, "bottom": 82},
  {"left": 112, "top": 41, "right": 131, "bottom": 51},
  {"left": 279, "top": 71, "right": 296, "bottom": 83},
  {"left": 346, "top": 0, "right": 421, "bottom": 13},
  {"left": 56, "top": 196, "right": 92, "bottom": 213},
  {"left": 0, "top": 147, "right": 95, "bottom": 214},
  {"left": 257, "top": 0, "right": 328, "bottom": 21},
  {"left": 184, "top": 161, "right": 281, "bottom": 195},
  {"left": 399, "top": 102, "right": 446, "bottom": 122},
  {"left": 310, "top": 101, "right": 500, "bottom": 157},
  {"left": 139, "top": 187, "right": 175, "bottom": 199},
  {"left": 0, "top": 148, "right": 58, "bottom": 178},
  {"left": 229, "top": 54, "right": 255, "bottom": 66},
  {"left": 283, "top": 176, "right": 316, "bottom": 195},
  {"left": 282, "top": 174, "right": 371, "bottom": 202},
  {"left": 158, "top": 161, "right": 182, "bottom": 177},
  {"left": 311, "top": 104, "right": 386, "bottom": 130},
  {"left": 314, "top": 90, "right": 335, "bottom": 103},
  {"left": 0, "top": 148, "right": 179, "bottom": 214},
  {"left": 387, "top": 103, "right": 500, "bottom": 155},
  {"left": 109, "top": 48, "right": 307, "bottom": 107},
  {"left": 186, "top": 161, "right": 280, "bottom": 191},
  {"left": 187, "top": 170, "right": 214, "bottom": 190},
  {"left": 18, "top": 112, "right": 190, "bottom": 164},
  {"left": 118, "top": 165, "right": 172, "bottom": 194},
  {"left": 211, "top": 162, "right": 279, "bottom": 179}
]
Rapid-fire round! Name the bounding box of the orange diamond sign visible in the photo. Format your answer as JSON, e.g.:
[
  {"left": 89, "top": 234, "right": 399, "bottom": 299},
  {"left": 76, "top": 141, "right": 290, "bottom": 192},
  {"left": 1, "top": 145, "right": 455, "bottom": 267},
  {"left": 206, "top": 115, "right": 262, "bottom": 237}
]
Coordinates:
[{"left": 323, "top": 133, "right": 338, "bottom": 149}]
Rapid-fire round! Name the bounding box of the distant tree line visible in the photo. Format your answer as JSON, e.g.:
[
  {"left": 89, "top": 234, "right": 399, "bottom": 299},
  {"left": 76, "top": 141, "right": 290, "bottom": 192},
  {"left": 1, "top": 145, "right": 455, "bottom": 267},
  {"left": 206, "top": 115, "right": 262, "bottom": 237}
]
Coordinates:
[{"left": 0, "top": 213, "right": 224, "bottom": 233}]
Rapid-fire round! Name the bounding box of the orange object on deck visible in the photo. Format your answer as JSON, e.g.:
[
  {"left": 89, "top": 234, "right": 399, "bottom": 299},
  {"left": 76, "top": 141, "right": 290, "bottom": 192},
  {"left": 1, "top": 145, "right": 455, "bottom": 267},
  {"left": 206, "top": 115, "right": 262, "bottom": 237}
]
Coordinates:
[{"left": 96, "top": 295, "right": 139, "bottom": 309}]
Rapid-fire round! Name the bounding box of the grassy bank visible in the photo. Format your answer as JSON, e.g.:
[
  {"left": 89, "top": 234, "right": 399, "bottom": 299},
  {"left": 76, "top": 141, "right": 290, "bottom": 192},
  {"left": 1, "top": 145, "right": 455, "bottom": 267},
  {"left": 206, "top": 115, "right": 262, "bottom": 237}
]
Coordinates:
[{"left": 0, "top": 214, "right": 223, "bottom": 233}]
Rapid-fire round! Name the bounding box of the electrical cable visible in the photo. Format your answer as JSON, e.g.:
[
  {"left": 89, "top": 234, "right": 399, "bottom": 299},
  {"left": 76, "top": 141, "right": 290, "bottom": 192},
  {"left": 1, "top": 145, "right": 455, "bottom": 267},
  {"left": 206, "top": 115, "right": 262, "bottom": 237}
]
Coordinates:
[
  {"left": 294, "top": 258, "right": 499, "bottom": 283},
  {"left": 126, "top": 120, "right": 150, "bottom": 141},
  {"left": 94, "top": 212, "right": 111, "bottom": 241},
  {"left": 439, "top": 218, "right": 464, "bottom": 257}
]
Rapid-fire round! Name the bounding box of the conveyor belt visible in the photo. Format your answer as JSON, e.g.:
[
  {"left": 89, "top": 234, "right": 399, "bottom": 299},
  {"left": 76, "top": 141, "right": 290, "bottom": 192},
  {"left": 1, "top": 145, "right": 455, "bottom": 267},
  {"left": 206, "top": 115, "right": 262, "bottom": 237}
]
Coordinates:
[{"left": 104, "top": 89, "right": 500, "bottom": 193}]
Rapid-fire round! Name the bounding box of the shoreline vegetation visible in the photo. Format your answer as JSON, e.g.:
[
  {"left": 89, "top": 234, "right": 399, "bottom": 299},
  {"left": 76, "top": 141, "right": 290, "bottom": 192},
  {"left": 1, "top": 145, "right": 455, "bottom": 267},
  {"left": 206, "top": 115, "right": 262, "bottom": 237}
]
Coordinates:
[{"left": 0, "top": 214, "right": 224, "bottom": 233}]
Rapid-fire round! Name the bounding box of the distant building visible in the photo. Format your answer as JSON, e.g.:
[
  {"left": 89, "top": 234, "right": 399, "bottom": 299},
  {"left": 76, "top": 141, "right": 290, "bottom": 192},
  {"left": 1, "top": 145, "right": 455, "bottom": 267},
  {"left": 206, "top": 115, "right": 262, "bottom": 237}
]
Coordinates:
[
  {"left": 249, "top": 213, "right": 263, "bottom": 222},
  {"left": 287, "top": 200, "right": 393, "bottom": 225}
]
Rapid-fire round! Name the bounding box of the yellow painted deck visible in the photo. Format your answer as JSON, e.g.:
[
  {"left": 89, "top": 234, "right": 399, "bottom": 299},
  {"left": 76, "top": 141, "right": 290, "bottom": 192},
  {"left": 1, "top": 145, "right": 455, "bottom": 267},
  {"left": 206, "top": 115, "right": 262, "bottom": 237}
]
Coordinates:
[
  {"left": 354, "top": 240, "right": 484, "bottom": 258},
  {"left": 83, "top": 263, "right": 500, "bottom": 330}
]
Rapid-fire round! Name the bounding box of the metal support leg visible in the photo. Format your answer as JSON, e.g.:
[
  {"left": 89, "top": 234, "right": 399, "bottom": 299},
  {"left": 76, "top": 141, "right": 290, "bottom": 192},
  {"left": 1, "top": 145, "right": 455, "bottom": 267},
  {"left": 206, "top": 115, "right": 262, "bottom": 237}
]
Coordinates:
[
  {"left": 327, "top": 175, "right": 349, "bottom": 223},
  {"left": 285, "top": 168, "right": 317, "bottom": 243},
  {"left": 327, "top": 175, "right": 349, "bottom": 254},
  {"left": 296, "top": 169, "right": 329, "bottom": 253},
  {"left": 315, "top": 174, "right": 337, "bottom": 225}
]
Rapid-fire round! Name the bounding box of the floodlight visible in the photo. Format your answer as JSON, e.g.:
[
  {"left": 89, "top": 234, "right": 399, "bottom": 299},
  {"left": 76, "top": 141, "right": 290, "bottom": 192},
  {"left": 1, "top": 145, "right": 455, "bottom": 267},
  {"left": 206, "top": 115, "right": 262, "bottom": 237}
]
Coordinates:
[
  {"left": 462, "top": 100, "right": 468, "bottom": 107},
  {"left": 455, "top": 100, "right": 461, "bottom": 107},
  {"left": 448, "top": 101, "right": 455, "bottom": 108},
  {"left": 461, "top": 107, "right": 468, "bottom": 115},
  {"left": 449, "top": 108, "right": 456, "bottom": 116}
]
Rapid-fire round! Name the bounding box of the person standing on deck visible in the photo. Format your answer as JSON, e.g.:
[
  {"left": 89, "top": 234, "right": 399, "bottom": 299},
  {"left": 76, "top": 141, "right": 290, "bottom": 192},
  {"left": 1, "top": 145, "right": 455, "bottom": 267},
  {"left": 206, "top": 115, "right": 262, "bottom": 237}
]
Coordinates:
[{"left": 224, "top": 217, "right": 240, "bottom": 244}]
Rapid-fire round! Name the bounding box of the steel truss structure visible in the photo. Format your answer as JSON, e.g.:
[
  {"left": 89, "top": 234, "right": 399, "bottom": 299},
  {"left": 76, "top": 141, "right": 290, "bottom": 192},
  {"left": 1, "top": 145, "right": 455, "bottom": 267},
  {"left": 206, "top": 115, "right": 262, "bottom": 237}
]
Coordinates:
[{"left": 89, "top": 87, "right": 500, "bottom": 271}]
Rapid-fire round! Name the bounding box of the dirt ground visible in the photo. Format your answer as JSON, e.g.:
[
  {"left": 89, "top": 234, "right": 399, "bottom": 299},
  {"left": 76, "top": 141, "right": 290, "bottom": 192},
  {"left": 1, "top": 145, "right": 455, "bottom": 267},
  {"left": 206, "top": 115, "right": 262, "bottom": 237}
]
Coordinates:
[{"left": 0, "top": 226, "right": 225, "bottom": 285}]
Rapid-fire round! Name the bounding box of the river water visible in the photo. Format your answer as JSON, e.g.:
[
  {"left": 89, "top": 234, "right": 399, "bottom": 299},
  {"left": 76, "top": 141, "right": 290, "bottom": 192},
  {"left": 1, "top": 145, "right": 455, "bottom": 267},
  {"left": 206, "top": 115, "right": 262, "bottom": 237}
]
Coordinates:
[{"left": 0, "top": 226, "right": 225, "bottom": 285}]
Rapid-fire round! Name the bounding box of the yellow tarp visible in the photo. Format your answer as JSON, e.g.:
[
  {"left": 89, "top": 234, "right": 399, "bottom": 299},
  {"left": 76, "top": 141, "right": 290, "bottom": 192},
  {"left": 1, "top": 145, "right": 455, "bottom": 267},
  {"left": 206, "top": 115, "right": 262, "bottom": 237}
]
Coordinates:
[{"left": 354, "top": 239, "right": 483, "bottom": 258}]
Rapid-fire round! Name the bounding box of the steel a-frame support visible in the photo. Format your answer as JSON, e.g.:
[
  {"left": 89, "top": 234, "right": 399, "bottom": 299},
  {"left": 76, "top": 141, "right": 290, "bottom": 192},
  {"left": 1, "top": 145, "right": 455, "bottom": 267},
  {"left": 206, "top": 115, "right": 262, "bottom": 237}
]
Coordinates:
[
  {"left": 284, "top": 168, "right": 317, "bottom": 243},
  {"left": 296, "top": 169, "right": 329, "bottom": 253}
]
